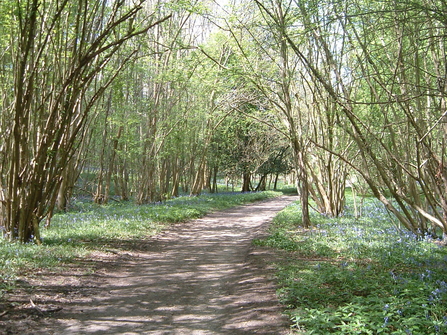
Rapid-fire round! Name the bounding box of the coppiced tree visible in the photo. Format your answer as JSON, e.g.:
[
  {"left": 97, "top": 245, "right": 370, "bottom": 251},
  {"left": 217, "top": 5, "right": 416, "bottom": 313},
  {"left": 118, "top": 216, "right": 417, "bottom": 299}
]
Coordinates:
[
  {"left": 343, "top": 0, "right": 447, "bottom": 237},
  {"left": 0, "top": 0, "right": 169, "bottom": 243},
  {"left": 257, "top": 0, "right": 447, "bottom": 237}
]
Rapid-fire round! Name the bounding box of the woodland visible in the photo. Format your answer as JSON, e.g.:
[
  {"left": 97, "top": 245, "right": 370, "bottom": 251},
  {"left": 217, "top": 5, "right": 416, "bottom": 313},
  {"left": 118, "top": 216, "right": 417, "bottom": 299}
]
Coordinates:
[{"left": 0, "top": 0, "right": 446, "bottom": 244}]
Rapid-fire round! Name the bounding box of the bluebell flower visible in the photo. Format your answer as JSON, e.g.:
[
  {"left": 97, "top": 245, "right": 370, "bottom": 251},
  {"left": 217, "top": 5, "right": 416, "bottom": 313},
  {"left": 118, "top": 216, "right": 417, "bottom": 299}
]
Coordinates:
[{"left": 390, "top": 271, "right": 397, "bottom": 280}]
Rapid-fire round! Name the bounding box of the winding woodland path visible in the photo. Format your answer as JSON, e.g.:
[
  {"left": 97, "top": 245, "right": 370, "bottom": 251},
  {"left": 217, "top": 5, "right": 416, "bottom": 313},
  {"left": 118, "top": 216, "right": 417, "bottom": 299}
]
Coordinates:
[{"left": 1, "top": 196, "right": 296, "bottom": 334}]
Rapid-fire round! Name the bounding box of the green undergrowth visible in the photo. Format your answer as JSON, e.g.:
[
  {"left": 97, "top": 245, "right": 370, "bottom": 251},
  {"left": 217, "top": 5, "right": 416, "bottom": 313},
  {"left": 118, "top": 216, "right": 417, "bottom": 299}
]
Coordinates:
[
  {"left": 255, "top": 197, "right": 447, "bottom": 334},
  {"left": 0, "top": 190, "right": 281, "bottom": 298}
]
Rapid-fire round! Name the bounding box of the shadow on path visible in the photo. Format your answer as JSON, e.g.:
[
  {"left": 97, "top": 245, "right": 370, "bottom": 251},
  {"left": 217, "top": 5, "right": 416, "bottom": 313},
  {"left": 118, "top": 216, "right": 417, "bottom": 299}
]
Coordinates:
[{"left": 2, "top": 196, "right": 297, "bottom": 335}]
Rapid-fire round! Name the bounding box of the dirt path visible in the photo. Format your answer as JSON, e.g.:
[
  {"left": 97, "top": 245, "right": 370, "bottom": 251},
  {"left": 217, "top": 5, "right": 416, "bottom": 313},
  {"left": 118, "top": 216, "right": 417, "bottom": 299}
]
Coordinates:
[{"left": 1, "top": 196, "right": 296, "bottom": 334}]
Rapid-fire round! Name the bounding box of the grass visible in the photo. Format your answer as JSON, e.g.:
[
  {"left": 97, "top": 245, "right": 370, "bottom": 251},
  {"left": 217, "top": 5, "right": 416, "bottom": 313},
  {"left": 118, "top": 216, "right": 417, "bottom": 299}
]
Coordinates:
[
  {"left": 254, "top": 196, "right": 447, "bottom": 334},
  {"left": 0, "top": 190, "right": 282, "bottom": 298}
]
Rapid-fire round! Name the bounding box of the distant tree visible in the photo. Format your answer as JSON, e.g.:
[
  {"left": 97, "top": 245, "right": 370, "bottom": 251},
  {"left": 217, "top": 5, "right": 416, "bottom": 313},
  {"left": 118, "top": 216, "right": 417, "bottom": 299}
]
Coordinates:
[{"left": 256, "top": 146, "right": 292, "bottom": 191}]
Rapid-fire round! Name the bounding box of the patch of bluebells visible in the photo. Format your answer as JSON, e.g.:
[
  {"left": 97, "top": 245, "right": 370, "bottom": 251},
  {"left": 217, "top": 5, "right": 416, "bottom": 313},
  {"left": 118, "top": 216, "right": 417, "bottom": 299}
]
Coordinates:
[
  {"left": 282, "top": 197, "right": 447, "bottom": 334},
  {"left": 428, "top": 280, "right": 447, "bottom": 304}
]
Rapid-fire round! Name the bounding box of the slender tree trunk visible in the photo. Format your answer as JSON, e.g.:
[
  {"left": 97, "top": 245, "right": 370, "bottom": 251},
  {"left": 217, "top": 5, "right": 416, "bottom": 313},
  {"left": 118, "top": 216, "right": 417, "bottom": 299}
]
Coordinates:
[
  {"left": 255, "top": 174, "right": 267, "bottom": 191},
  {"left": 273, "top": 173, "right": 279, "bottom": 190},
  {"left": 212, "top": 165, "right": 218, "bottom": 193},
  {"left": 103, "top": 126, "right": 123, "bottom": 204},
  {"left": 295, "top": 148, "right": 311, "bottom": 228},
  {"left": 171, "top": 157, "right": 180, "bottom": 197}
]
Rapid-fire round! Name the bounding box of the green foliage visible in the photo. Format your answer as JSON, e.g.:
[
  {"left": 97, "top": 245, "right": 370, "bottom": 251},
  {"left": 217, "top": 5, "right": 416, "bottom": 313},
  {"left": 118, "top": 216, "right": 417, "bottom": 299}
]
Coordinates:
[{"left": 258, "top": 196, "right": 447, "bottom": 334}]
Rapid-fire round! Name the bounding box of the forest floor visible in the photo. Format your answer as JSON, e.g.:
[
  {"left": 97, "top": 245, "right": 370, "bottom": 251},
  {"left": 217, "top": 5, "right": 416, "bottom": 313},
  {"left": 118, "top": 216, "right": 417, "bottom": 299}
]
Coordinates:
[{"left": 0, "top": 195, "right": 296, "bottom": 334}]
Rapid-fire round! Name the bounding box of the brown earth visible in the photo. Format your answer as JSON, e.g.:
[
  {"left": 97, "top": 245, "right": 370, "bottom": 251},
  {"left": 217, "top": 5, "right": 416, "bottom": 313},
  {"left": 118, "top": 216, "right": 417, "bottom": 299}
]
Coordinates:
[{"left": 0, "top": 196, "right": 297, "bottom": 335}]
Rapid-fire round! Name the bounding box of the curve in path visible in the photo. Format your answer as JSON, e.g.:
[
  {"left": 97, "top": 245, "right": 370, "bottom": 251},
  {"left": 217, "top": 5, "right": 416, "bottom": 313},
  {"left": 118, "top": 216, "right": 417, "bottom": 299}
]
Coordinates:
[{"left": 39, "top": 195, "right": 297, "bottom": 334}]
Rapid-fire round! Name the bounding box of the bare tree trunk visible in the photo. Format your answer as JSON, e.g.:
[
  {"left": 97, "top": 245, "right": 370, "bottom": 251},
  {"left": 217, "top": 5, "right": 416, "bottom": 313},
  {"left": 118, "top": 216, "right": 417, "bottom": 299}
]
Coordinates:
[
  {"left": 241, "top": 172, "right": 252, "bottom": 192},
  {"left": 171, "top": 157, "right": 180, "bottom": 198},
  {"left": 103, "top": 126, "right": 123, "bottom": 204},
  {"left": 255, "top": 174, "right": 267, "bottom": 191},
  {"left": 212, "top": 165, "right": 219, "bottom": 193}
]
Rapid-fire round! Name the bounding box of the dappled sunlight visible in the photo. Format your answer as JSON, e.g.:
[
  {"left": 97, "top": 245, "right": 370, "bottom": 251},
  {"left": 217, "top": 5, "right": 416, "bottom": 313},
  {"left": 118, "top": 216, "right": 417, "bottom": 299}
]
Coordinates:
[{"left": 17, "top": 196, "right": 298, "bottom": 334}]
